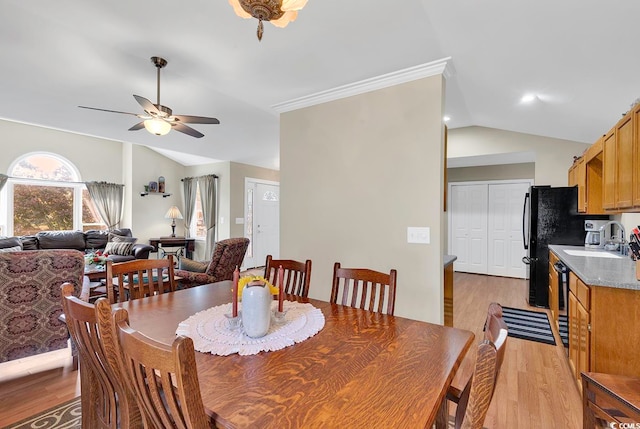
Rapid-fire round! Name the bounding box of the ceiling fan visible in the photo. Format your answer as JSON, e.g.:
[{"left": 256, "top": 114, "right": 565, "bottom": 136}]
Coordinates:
[{"left": 79, "top": 56, "right": 219, "bottom": 138}]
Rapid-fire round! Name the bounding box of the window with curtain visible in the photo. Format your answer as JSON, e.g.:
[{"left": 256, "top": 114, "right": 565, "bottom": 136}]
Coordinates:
[
  {"left": 1, "top": 152, "right": 106, "bottom": 235},
  {"left": 190, "top": 182, "right": 207, "bottom": 239}
]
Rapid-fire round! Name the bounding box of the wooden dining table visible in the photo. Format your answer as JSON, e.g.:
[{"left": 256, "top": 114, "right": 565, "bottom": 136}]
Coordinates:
[{"left": 117, "top": 281, "right": 475, "bottom": 428}]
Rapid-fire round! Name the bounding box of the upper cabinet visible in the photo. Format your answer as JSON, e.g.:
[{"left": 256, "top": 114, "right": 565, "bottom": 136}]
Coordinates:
[
  {"left": 602, "top": 129, "right": 616, "bottom": 210},
  {"left": 634, "top": 104, "right": 640, "bottom": 206},
  {"left": 571, "top": 102, "right": 640, "bottom": 213},
  {"left": 568, "top": 157, "right": 587, "bottom": 213}
]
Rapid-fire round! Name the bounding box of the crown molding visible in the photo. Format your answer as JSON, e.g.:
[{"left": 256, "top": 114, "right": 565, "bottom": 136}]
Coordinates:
[{"left": 272, "top": 57, "right": 453, "bottom": 114}]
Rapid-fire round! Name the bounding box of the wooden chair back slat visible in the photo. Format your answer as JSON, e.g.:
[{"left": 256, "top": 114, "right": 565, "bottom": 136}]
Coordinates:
[
  {"left": 60, "top": 284, "right": 142, "bottom": 429},
  {"left": 448, "top": 302, "right": 508, "bottom": 429},
  {"left": 114, "top": 307, "right": 212, "bottom": 429},
  {"left": 106, "top": 256, "right": 176, "bottom": 303},
  {"left": 264, "top": 255, "right": 312, "bottom": 298},
  {"left": 331, "top": 263, "right": 397, "bottom": 315}
]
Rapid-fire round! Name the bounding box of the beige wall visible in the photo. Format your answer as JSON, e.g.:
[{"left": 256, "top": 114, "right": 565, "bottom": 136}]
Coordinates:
[
  {"left": 131, "top": 145, "right": 186, "bottom": 246},
  {"left": 280, "top": 75, "right": 445, "bottom": 323},
  {"left": 448, "top": 163, "right": 535, "bottom": 183},
  {"left": 448, "top": 126, "right": 590, "bottom": 186},
  {"left": 0, "top": 120, "right": 123, "bottom": 182}
]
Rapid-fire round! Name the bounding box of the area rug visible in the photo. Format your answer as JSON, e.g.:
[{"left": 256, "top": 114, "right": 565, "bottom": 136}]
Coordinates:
[
  {"left": 500, "top": 306, "right": 556, "bottom": 346},
  {"left": 559, "top": 314, "right": 569, "bottom": 348},
  {"left": 2, "top": 397, "right": 81, "bottom": 429}
]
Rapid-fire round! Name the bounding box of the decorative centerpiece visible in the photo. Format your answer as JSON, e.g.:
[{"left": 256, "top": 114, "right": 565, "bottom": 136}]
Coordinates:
[
  {"left": 228, "top": 268, "right": 285, "bottom": 337},
  {"left": 84, "top": 250, "right": 109, "bottom": 268}
]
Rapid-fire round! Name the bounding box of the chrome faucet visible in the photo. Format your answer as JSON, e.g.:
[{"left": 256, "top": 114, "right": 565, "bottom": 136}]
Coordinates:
[{"left": 599, "top": 221, "right": 626, "bottom": 251}]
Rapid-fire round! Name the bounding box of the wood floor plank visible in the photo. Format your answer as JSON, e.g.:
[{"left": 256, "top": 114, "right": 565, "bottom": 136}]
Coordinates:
[{"left": 0, "top": 272, "right": 583, "bottom": 428}]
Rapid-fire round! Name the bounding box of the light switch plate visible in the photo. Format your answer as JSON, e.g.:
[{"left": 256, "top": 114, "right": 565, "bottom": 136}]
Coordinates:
[
  {"left": 235, "top": 217, "right": 244, "bottom": 225},
  {"left": 407, "top": 227, "right": 430, "bottom": 244}
]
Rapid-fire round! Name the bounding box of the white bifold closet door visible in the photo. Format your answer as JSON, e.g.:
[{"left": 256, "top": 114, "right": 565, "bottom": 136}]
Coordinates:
[
  {"left": 486, "top": 182, "right": 529, "bottom": 278},
  {"left": 449, "top": 180, "right": 530, "bottom": 279},
  {"left": 450, "top": 184, "right": 488, "bottom": 274}
]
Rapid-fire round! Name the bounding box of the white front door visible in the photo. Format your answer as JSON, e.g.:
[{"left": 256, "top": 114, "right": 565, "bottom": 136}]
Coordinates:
[{"left": 244, "top": 180, "right": 280, "bottom": 269}]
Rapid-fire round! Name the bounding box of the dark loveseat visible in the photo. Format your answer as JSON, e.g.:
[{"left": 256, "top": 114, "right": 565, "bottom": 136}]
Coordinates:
[{"left": 0, "top": 229, "right": 153, "bottom": 263}]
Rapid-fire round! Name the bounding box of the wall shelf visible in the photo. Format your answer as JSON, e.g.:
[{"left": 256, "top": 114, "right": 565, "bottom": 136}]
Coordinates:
[{"left": 140, "top": 192, "right": 172, "bottom": 198}]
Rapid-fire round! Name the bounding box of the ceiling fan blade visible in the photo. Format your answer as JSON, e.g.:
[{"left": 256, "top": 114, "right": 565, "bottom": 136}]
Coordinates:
[
  {"left": 129, "top": 122, "right": 145, "bottom": 131},
  {"left": 133, "top": 95, "right": 160, "bottom": 115},
  {"left": 172, "top": 122, "right": 204, "bottom": 138},
  {"left": 78, "top": 105, "right": 140, "bottom": 116},
  {"left": 173, "top": 115, "right": 220, "bottom": 124}
]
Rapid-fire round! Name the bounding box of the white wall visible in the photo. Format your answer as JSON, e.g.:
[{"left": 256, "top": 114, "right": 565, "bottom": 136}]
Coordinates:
[
  {"left": 448, "top": 126, "right": 591, "bottom": 186},
  {"left": 280, "top": 75, "right": 445, "bottom": 323}
]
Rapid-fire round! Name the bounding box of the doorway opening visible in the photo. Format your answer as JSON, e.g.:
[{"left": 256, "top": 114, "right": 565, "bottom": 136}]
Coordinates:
[{"left": 243, "top": 178, "right": 280, "bottom": 269}]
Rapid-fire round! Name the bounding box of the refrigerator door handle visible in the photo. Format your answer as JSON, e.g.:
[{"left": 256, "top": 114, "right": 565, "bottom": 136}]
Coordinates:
[{"left": 523, "top": 192, "right": 530, "bottom": 250}]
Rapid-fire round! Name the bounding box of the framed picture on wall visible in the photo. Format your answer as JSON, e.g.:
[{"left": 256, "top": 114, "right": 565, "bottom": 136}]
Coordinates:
[{"left": 148, "top": 181, "right": 158, "bottom": 192}]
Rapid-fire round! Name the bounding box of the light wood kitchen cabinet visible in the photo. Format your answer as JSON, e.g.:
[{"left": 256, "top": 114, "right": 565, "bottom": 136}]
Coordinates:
[
  {"left": 568, "top": 162, "right": 577, "bottom": 188},
  {"left": 568, "top": 157, "right": 587, "bottom": 212},
  {"left": 576, "top": 158, "right": 587, "bottom": 212},
  {"left": 568, "top": 290, "right": 578, "bottom": 378},
  {"left": 577, "top": 301, "right": 590, "bottom": 393},
  {"left": 615, "top": 114, "right": 634, "bottom": 209},
  {"left": 585, "top": 139, "right": 605, "bottom": 214},
  {"left": 602, "top": 129, "right": 616, "bottom": 210},
  {"left": 566, "top": 270, "right": 640, "bottom": 391},
  {"left": 570, "top": 102, "right": 640, "bottom": 212},
  {"left": 634, "top": 103, "right": 640, "bottom": 206},
  {"left": 569, "top": 273, "right": 590, "bottom": 392},
  {"left": 548, "top": 251, "right": 559, "bottom": 325}
]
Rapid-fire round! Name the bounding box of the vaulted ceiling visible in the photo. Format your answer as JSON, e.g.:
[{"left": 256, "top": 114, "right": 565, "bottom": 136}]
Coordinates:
[{"left": 2, "top": 0, "right": 638, "bottom": 169}]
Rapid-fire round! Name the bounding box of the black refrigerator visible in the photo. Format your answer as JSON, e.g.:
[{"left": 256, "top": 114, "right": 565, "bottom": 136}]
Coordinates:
[{"left": 522, "top": 186, "right": 607, "bottom": 307}]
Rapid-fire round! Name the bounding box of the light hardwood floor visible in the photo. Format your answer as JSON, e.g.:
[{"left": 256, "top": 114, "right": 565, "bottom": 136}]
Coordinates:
[{"left": 0, "top": 272, "right": 583, "bottom": 428}]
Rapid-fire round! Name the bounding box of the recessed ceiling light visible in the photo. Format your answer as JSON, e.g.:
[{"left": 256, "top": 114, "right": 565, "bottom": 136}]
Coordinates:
[
  {"left": 520, "top": 94, "right": 537, "bottom": 103},
  {"left": 443, "top": 116, "right": 451, "bottom": 122}
]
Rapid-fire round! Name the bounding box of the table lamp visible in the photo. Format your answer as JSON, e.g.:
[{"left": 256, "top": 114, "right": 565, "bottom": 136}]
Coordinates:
[{"left": 164, "top": 206, "right": 183, "bottom": 237}]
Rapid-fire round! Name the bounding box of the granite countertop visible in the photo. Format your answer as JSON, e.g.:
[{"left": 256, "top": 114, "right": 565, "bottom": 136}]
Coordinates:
[
  {"left": 444, "top": 255, "right": 457, "bottom": 267},
  {"left": 549, "top": 245, "right": 640, "bottom": 291}
]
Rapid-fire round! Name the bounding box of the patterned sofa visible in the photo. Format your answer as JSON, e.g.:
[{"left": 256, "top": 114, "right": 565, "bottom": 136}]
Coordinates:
[{"left": 0, "top": 249, "right": 85, "bottom": 363}]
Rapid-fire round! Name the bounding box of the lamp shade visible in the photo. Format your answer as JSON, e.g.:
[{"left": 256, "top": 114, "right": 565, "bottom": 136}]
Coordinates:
[
  {"left": 144, "top": 118, "right": 171, "bottom": 136},
  {"left": 164, "top": 206, "right": 183, "bottom": 220}
]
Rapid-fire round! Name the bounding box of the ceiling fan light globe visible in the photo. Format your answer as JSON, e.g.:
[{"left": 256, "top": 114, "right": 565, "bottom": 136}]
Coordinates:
[
  {"left": 281, "top": 0, "right": 307, "bottom": 11},
  {"left": 144, "top": 118, "right": 171, "bottom": 136},
  {"left": 229, "top": 0, "right": 253, "bottom": 18},
  {"left": 271, "top": 10, "right": 297, "bottom": 27}
]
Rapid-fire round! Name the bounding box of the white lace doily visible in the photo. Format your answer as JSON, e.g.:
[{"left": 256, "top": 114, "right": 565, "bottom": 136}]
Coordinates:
[{"left": 176, "top": 300, "right": 325, "bottom": 356}]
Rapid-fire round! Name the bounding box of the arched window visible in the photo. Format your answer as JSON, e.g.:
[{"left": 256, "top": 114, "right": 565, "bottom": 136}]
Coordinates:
[{"left": 1, "top": 152, "right": 105, "bottom": 236}]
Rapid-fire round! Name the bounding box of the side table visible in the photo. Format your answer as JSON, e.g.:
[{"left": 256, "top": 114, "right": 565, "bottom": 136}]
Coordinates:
[
  {"left": 149, "top": 237, "right": 195, "bottom": 260},
  {"left": 84, "top": 265, "right": 108, "bottom": 301}
]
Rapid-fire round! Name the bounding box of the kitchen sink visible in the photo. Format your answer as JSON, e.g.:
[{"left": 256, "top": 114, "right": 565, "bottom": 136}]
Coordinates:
[{"left": 563, "top": 249, "right": 624, "bottom": 259}]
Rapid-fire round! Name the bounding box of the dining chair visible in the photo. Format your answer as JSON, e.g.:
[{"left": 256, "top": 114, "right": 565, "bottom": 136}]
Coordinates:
[
  {"left": 105, "top": 255, "right": 176, "bottom": 304},
  {"left": 330, "top": 262, "right": 397, "bottom": 315},
  {"left": 60, "top": 284, "right": 142, "bottom": 429},
  {"left": 264, "top": 255, "right": 312, "bottom": 297},
  {"left": 436, "top": 302, "right": 508, "bottom": 429},
  {"left": 113, "top": 307, "right": 214, "bottom": 429}
]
